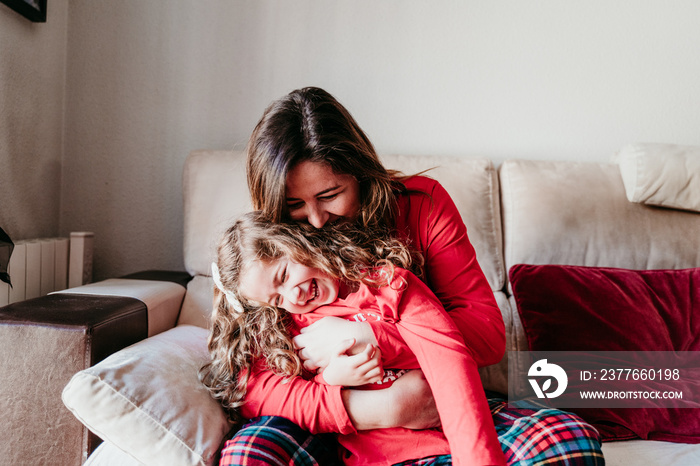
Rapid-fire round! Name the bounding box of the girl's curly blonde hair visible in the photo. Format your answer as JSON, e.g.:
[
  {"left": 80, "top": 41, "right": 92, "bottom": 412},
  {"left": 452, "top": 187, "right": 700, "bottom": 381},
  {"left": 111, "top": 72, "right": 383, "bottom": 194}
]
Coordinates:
[{"left": 199, "top": 211, "right": 421, "bottom": 426}]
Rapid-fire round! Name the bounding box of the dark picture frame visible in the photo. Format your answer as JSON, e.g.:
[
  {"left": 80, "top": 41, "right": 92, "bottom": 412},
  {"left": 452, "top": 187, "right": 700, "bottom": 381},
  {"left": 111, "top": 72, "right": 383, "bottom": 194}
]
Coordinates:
[{"left": 1, "top": 0, "right": 46, "bottom": 22}]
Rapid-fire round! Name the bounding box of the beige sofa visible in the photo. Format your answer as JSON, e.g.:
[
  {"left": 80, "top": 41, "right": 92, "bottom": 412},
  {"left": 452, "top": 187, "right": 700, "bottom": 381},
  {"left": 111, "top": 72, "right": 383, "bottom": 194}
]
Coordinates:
[{"left": 4, "top": 146, "right": 698, "bottom": 465}]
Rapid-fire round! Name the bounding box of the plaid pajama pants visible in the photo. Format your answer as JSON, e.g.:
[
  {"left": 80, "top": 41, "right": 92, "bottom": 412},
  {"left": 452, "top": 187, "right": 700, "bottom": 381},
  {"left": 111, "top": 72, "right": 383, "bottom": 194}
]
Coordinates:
[{"left": 219, "top": 394, "right": 605, "bottom": 466}]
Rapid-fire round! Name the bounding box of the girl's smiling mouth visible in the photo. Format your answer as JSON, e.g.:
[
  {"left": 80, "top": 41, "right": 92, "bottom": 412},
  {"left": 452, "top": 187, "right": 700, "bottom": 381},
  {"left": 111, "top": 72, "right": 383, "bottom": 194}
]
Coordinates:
[{"left": 307, "top": 279, "right": 318, "bottom": 303}]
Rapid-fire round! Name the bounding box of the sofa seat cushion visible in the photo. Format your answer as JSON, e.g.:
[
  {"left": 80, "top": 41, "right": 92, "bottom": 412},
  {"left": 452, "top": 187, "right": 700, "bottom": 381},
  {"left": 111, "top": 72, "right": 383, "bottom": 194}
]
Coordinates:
[
  {"left": 602, "top": 439, "right": 700, "bottom": 466},
  {"left": 179, "top": 275, "right": 215, "bottom": 328},
  {"left": 62, "top": 325, "right": 233, "bottom": 466},
  {"left": 85, "top": 441, "right": 145, "bottom": 466},
  {"left": 509, "top": 264, "right": 700, "bottom": 443}
]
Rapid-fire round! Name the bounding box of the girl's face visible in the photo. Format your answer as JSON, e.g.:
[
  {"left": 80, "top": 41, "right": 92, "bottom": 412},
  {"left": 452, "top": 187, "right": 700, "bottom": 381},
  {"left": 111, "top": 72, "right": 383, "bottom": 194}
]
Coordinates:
[
  {"left": 285, "top": 160, "right": 361, "bottom": 229},
  {"left": 239, "top": 257, "right": 341, "bottom": 314}
]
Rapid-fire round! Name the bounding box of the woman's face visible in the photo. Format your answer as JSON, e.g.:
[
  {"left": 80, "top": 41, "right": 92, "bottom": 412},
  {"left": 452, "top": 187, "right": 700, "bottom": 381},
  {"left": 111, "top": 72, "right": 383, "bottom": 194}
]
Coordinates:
[
  {"left": 285, "top": 160, "right": 361, "bottom": 228},
  {"left": 239, "top": 257, "right": 340, "bottom": 314}
]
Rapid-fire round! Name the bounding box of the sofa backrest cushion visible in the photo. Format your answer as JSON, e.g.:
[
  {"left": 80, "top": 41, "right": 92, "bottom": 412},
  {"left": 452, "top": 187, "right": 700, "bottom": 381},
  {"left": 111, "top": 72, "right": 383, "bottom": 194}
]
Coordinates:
[
  {"left": 500, "top": 159, "right": 700, "bottom": 275},
  {"left": 380, "top": 154, "right": 504, "bottom": 292},
  {"left": 179, "top": 151, "right": 504, "bottom": 328},
  {"left": 182, "top": 150, "right": 252, "bottom": 279}
]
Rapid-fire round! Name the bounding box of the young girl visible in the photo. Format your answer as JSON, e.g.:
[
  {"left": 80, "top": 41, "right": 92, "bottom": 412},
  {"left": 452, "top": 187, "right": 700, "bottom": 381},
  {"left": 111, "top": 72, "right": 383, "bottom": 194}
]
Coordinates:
[{"left": 201, "top": 211, "right": 505, "bottom": 466}]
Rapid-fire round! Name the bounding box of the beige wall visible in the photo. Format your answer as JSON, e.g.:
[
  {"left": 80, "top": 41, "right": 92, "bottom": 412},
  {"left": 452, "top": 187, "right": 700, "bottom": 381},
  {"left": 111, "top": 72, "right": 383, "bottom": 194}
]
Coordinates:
[
  {"left": 3, "top": 1, "right": 700, "bottom": 281},
  {"left": 0, "top": 0, "right": 68, "bottom": 241}
]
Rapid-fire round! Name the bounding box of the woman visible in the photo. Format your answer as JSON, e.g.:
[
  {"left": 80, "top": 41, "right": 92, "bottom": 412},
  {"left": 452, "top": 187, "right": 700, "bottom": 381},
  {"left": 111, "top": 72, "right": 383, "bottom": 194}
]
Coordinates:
[{"left": 222, "top": 87, "right": 603, "bottom": 465}]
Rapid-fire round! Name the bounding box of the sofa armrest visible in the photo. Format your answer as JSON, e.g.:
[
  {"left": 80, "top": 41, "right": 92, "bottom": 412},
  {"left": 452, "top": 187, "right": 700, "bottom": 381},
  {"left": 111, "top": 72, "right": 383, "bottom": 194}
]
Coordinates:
[
  {"left": 0, "top": 293, "right": 150, "bottom": 464},
  {"left": 54, "top": 270, "right": 191, "bottom": 337},
  {"left": 0, "top": 270, "right": 191, "bottom": 464}
]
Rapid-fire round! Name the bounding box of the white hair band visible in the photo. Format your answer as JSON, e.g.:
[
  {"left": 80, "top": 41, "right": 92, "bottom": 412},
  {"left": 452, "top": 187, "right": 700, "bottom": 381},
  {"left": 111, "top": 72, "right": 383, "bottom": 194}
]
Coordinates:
[{"left": 211, "top": 262, "right": 244, "bottom": 314}]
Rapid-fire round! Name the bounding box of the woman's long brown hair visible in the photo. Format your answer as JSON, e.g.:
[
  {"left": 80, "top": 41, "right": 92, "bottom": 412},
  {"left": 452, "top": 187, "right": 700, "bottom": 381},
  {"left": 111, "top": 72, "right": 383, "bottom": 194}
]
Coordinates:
[{"left": 246, "top": 87, "right": 406, "bottom": 236}]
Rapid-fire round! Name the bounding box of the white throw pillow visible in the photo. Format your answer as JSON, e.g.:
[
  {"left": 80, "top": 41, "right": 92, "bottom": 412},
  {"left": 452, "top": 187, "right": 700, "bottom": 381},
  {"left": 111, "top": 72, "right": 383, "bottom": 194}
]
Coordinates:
[
  {"left": 615, "top": 143, "right": 700, "bottom": 212},
  {"left": 62, "top": 325, "right": 233, "bottom": 466}
]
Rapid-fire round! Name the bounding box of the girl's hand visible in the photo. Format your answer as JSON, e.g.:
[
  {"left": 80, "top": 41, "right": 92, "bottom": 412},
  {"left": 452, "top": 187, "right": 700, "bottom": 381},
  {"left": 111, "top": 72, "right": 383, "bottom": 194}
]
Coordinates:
[
  {"left": 320, "top": 339, "right": 383, "bottom": 387},
  {"left": 293, "top": 317, "right": 377, "bottom": 372}
]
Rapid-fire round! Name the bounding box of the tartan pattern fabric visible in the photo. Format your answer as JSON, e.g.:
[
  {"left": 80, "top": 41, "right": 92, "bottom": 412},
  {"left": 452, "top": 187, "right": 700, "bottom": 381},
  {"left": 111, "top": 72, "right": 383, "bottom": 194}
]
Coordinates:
[
  {"left": 490, "top": 396, "right": 605, "bottom": 466},
  {"left": 219, "top": 416, "right": 342, "bottom": 466},
  {"left": 392, "top": 455, "right": 452, "bottom": 465},
  {"left": 219, "top": 395, "right": 604, "bottom": 466}
]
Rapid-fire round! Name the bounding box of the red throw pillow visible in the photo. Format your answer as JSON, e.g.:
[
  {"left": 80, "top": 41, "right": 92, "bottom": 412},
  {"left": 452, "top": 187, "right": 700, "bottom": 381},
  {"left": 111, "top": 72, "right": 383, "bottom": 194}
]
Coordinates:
[{"left": 509, "top": 264, "right": 700, "bottom": 443}]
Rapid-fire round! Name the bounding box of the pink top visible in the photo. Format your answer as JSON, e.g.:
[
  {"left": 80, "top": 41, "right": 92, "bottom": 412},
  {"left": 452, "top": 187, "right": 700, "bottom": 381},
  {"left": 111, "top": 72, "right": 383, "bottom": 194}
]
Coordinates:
[{"left": 240, "top": 176, "right": 506, "bottom": 464}]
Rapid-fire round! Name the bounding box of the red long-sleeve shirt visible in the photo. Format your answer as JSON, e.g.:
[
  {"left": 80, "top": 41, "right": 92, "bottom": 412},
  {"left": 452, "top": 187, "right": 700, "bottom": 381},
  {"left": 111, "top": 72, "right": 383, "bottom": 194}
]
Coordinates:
[
  {"left": 288, "top": 268, "right": 504, "bottom": 465},
  {"left": 240, "top": 176, "right": 506, "bottom": 464},
  {"left": 388, "top": 175, "right": 505, "bottom": 366}
]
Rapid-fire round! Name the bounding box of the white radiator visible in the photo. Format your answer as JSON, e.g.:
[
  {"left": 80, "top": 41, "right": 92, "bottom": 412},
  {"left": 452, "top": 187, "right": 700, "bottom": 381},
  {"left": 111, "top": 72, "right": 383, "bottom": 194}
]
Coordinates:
[{"left": 0, "top": 232, "right": 93, "bottom": 306}]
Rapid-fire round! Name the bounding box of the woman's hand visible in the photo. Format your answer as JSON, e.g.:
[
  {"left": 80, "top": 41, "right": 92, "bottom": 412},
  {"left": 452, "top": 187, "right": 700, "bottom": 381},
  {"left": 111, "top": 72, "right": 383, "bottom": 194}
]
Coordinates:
[
  {"left": 340, "top": 369, "right": 441, "bottom": 430},
  {"left": 386, "top": 369, "right": 441, "bottom": 429},
  {"left": 293, "top": 316, "right": 378, "bottom": 372},
  {"left": 320, "top": 339, "right": 383, "bottom": 387}
]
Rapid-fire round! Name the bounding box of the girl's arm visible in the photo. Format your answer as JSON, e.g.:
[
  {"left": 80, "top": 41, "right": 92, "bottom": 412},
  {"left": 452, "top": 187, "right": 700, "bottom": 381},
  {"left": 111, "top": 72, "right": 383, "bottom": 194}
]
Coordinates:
[
  {"left": 240, "top": 358, "right": 439, "bottom": 434},
  {"left": 240, "top": 359, "right": 351, "bottom": 434},
  {"left": 293, "top": 317, "right": 383, "bottom": 372}
]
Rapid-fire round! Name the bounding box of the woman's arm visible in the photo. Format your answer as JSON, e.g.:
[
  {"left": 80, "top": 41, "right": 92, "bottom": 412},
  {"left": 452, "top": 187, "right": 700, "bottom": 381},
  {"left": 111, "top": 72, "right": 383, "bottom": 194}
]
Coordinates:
[
  {"left": 240, "top": 360, "right": 353, "bottom": 434},
  {"left": 341, "top": 369, "right": 440, "bottom": 430},
  {"left": 395, "top": 177, "right": 506, "bottom": 367},
  {"left": 390, "top": 268, "right": 505, "bottom": 465}
]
